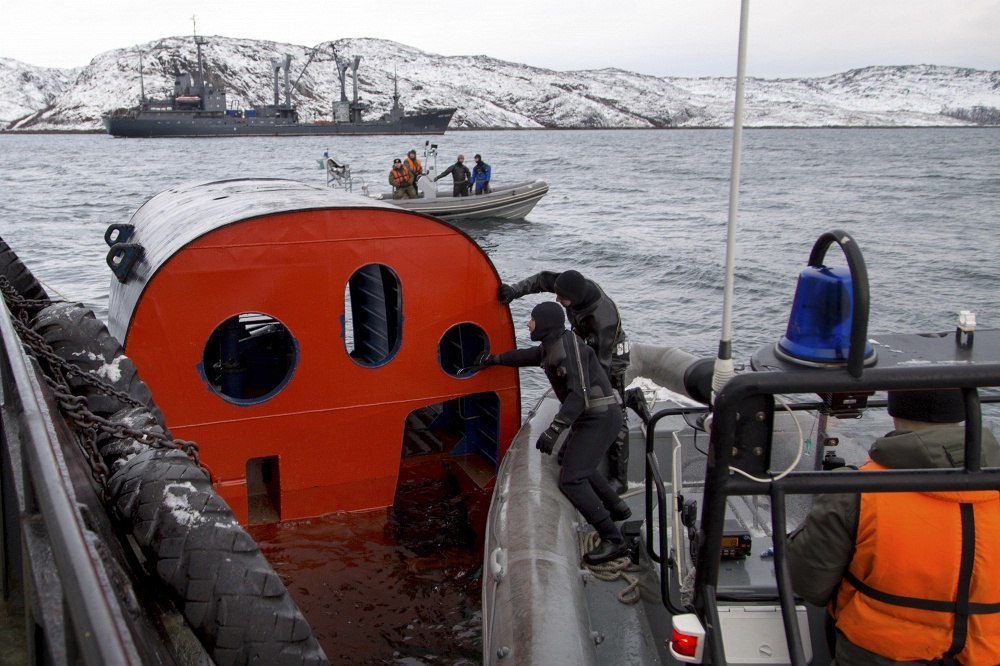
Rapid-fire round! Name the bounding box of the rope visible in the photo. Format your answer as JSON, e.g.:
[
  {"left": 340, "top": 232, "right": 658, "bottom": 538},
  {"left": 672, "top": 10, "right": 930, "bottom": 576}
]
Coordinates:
[{"left": 579, "top": 531, "right": 641, "bottom": 604}]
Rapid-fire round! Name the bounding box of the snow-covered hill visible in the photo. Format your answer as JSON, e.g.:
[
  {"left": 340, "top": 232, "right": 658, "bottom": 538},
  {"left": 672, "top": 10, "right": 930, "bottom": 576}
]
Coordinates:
[
  {"left": 0, "top": 57, "right": 81, "bottom": 127},
  {"left": 1, "top": 35, "right": 998, "bottom": 131}
]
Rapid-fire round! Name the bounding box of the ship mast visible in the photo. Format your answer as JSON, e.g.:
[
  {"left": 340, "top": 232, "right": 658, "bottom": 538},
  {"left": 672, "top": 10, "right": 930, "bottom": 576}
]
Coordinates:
[
  {"left": 192, "top": 15, "right": 206, "bottom": 96},
  {"left": 350, "top": 56, "right": 361, "bottom": 123},
  {"left": 331, "top": 49, "right": 365, "bottom": 123},
  {"left": 393, "top": 68, "right": 400, "bottom": 112},
  {"left": 271, "top": 55, "right": 292, "bottom": 109},
  {"left": 283, "top": 55, "right": 291, "bottom": 108},
  {"left": 138, "top": 49, "right": 145, "bottom": 103},
  {"left": 389, "top": 68, "right": 404, "bottom": 123}
]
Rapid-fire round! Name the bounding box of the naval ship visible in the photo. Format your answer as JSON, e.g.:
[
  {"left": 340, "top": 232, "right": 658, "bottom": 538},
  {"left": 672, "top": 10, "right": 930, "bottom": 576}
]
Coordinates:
[{"left": 102, "top": 36, "right": 456, "bottom": 138}]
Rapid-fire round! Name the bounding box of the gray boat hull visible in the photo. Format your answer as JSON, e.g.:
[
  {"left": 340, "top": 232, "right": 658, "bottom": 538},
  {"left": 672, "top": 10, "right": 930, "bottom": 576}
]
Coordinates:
[
  {"left": 103, "top": 108, "right": 456, "bottom": 138},
  {"left": 372, "top": 180, "right": 550, "bottom": 221}
]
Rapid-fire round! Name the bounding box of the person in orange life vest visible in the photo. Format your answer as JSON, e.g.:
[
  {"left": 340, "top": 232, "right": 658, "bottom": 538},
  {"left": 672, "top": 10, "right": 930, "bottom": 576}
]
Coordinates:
[
  {"left": 389, "top": 158, "right": 416, "bottom": 199},
  {"left": 403, "top": 149, "right": 423, "bottom": 192},
  {"left": 788, "top": 388, "right": 1000, "bottom": 666}
]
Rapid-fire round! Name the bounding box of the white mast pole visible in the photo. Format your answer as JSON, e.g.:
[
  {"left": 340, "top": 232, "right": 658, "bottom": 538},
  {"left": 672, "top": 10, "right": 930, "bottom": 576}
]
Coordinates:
[{"left": 712, "top": 0, "right": 751, "bottom": 399}]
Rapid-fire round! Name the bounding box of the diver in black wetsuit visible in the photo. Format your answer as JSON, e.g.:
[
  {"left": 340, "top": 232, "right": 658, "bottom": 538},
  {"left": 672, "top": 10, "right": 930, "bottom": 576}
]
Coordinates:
[
  {"left": 433, "top": 154, "right": 471, "bottom": 197},
  {"left": 498, "top": 270, "right": 631, "bottom": 494},
  {"left": 478, "top": 301, "right": 630, "bottom": 564}
]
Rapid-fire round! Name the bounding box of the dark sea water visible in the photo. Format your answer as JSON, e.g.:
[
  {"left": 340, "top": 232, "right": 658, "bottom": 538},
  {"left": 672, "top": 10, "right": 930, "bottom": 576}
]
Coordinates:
[{"left": 2, "top": 128, "right": 1000, "bottom": 663}]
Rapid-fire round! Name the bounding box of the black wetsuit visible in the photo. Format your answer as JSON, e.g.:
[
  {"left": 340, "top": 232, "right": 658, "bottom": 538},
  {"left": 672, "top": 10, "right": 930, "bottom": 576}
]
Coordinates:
[
  {"left": 504, "top": 270, "right": 631, "bottom": 487},
  {"left": 492, "top": 330, "right": 623, "bottom": 533},
  {"left": 435, "top": 161, "right": 471, "bottom": 197}
]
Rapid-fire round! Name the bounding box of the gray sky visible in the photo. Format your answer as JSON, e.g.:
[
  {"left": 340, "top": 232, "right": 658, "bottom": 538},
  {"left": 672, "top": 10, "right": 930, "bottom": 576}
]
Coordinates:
[{"left": 2, "top": 0, "right": 998, "bottom": 77}]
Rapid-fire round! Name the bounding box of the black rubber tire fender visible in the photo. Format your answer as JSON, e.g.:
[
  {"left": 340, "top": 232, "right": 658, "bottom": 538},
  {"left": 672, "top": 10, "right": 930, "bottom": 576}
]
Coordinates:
[
  {"left": 107, "top": 447, "right": 330, "bottom": 666},
  {"left": 31, "top": 302, "right": 166, "bottom": 428},
  {"left": 95, "top": 405, "right": 166, "bottom": 473},
  {"left": 0, "top": 236, "right": 51, "bottom": 317}
]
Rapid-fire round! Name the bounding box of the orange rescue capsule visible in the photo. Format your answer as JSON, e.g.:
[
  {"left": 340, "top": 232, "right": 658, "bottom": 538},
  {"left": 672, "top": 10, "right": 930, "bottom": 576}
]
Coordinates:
[{"left": 106, "top": 179, "right": 520, "bottom": 527}]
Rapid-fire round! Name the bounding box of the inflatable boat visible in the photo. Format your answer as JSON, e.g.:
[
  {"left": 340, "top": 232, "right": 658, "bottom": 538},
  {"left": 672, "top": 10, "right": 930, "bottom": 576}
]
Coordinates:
[
  {"left": 369, "top": 179, "right": 550, "bottom": 222},
  {"left": 479, "top": 230, "right": 1000, "bottom": 665},
  {"left": 320, "top": 147, "right": 550, "bottom": 221},
  {"left": 477, "top": 5, "right": 1000, "bottom": 661}
]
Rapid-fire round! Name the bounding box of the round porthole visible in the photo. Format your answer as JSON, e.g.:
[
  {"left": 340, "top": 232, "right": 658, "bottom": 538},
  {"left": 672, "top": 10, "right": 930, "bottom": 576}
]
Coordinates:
[
  {"left": 202, "top": 312, "right": 297, "bottom": 403},
  {"left": 439, "top": 323, "right": 489, "bottom": 378}
]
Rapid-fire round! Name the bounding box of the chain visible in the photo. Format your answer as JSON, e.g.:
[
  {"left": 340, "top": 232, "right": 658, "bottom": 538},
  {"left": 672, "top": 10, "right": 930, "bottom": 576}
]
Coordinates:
[
  {"left": 2, "top": 277, "right": 203, "bottom": 500},
  {"left": 0, "top": 276, "right": 52, "bottom": 325},
  {"left": 14, "top": 318, "right": 147, "bottom": 410},
  {"left": 44, "top": 377, "right": 114, "bottom": 499}
]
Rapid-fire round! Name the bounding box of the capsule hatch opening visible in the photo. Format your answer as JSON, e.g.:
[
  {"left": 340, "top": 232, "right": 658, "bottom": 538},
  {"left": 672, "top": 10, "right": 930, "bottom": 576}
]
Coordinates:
[{"left": 246, "top": 455, "right": 281, "bottom": 524}]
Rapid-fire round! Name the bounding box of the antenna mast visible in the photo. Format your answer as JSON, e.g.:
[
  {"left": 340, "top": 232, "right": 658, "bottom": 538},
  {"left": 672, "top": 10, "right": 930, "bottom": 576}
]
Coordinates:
[
  {"left": 711, "top": 0, "right": 751, "bottom": 399},
  {"left": 191, "top": 15, "right": 207, "bottom": 91},
  {"left": 138, "top": 49, "right": 145, "bottom": 102}
]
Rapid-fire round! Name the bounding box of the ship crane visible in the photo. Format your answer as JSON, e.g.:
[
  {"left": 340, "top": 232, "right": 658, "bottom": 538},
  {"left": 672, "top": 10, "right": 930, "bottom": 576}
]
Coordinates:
[
  {"left": 332, "top": 52, "right": 364, "bottom": 123},
  {"left": 289, "top": 42, "right": 331, "bottom": 100},
  {"left": 272, "top": 55, "right": 292, "bottom": 108},
  {"left": 337, "top": 61, "right": 352, "bottom": 103}
]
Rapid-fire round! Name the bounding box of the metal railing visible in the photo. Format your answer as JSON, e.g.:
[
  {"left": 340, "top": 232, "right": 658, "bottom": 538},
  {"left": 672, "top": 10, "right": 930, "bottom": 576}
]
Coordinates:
[
  {"left": 696, "top": 352, "right": 1000, "bottom": 665},
  {"left": 638, "top": 350, "right": 1000, "bottom": 665}
]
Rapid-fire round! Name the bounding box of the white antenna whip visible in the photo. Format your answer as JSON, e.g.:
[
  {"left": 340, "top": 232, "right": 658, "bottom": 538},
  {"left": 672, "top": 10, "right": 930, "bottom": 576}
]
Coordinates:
[{"left": 712, "top": 0, "right": 751, "bottom": 400}]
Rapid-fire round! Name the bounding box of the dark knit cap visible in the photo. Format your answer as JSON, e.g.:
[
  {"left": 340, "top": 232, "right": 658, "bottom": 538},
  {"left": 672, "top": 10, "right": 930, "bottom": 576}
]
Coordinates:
[
  {"left": 887, "top": 389, "right": 965, "bottom": 424},
  {"left": 530, "top": 301, "right": 565, "bottom": 341},
  {"left": 554, "top": 270, "right": 588, "bottom": 304}
]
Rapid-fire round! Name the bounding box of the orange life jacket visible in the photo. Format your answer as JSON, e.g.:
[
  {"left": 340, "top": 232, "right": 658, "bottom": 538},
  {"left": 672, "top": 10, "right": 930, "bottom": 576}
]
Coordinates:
[
  {"left": 831, "top": 460, "right": 1000, "bottom": 664},
  {"left": 403, "top": 157, "right": 422, "bottom": 179},
  {"left": 389, "top": 166, "right": 409, "bottom": 188}
]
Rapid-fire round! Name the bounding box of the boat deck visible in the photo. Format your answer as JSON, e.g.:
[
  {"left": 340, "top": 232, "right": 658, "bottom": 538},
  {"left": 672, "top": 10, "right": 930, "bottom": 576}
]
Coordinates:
[{"left": 573, "top": 390, "right": 883, "bottom": 664}]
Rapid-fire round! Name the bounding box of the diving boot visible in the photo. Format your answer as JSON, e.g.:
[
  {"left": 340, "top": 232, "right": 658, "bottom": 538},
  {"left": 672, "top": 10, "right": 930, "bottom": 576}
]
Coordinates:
[
  {"left": 585, "top": 517, "right": 629, "bottom": 565},
  {"left": 584, "top": 537, "right": 629, "bottom": 565}
]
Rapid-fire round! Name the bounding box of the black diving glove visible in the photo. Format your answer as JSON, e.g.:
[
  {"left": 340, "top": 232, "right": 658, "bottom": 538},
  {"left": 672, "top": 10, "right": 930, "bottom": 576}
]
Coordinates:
[
  {"left": 624, "top": 386, "right": 652, "bottom": 425},
  {"left": 536, "top": 418, "right": 570, "bottom": 455},
  {"left": 497, "top": 284, "right": 516, "bottom": 304},
  {"left": 468, "top": 351, "right": 496, "bottom": 372}
]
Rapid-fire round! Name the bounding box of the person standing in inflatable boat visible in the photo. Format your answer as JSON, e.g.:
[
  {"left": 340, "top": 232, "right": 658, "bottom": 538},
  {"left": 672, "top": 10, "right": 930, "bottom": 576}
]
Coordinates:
[{"left": 477, "top": 301, "right": 630, "bottom": 564}]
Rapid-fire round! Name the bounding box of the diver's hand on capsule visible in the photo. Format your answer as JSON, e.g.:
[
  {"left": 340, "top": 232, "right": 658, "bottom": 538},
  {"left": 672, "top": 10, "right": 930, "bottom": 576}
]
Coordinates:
[
  {"left": 497, "top": 284, "right": 516, "bottom": 304},
  {"left": 466, "top": 351, "right": 496, "bottom": 372}
]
